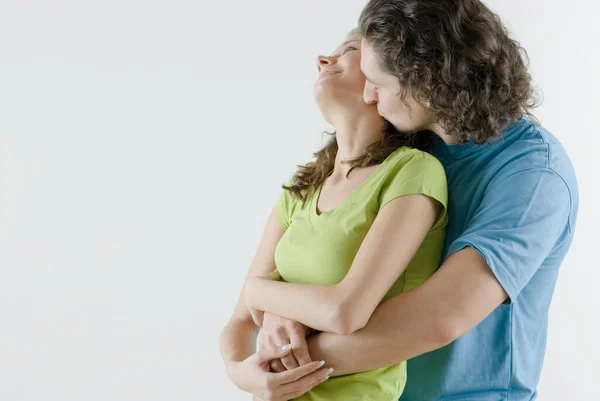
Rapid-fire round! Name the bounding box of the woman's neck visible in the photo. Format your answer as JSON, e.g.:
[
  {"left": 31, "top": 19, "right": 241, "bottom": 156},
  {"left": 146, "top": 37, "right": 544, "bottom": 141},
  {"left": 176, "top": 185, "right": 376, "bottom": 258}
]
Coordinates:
[{"left": 329, "top": 110, "right": 385, "bottom": 178}]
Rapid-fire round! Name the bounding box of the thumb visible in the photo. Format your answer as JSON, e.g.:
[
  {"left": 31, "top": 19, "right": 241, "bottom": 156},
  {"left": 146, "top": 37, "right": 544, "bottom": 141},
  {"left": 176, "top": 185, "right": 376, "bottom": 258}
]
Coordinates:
[{"left": 256, "top": 344, "right": 293, "bottom": 364}]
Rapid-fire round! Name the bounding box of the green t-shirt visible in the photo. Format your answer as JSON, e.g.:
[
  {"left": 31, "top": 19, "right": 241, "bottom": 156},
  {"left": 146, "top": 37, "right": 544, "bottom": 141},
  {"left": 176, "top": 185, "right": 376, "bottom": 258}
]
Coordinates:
[{"left": 274, "top": 146, "right": 448, "bottom": 401}]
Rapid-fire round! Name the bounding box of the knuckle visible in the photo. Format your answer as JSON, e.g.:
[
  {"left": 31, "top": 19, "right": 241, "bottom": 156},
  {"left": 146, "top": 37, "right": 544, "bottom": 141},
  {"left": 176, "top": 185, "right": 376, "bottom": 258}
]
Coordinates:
[
  {"left": 274, "top": 327, "right": 287, "bottom": 337},
  {"left": 294, "top": 347, "right": 308, "bottom": 357},
  {"left": 264, "top": 336, "right": 276, "bottom": 347}
]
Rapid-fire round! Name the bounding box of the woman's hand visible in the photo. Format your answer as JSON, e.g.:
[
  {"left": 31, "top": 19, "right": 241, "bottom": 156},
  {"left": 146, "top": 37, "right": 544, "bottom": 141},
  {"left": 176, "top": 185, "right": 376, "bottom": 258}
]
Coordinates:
[
  {"left": 227, "top": 345, "right": 332, "bottom": 401},
  {"left": 260, "top": 312, "right": 312, "bottom": 372}
]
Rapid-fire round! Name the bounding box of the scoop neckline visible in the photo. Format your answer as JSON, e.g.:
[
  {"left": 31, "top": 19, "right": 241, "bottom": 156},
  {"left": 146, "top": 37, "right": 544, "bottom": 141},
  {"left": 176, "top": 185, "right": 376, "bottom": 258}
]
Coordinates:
[{"left": 311, "top": 146, "right": 409, "bottom": 219}]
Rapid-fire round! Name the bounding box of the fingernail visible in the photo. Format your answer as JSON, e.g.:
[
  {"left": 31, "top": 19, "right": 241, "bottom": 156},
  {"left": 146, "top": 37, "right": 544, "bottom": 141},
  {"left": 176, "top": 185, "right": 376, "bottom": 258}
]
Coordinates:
[
  {"left": 327, "top": 368, "right": 334, "bottom": 374},
  {"left": 281, "top": 344, "right": 292, "bottom": 351},
  {"left": 320, "top": 375, "right": 330, "bottom": 383},
  {"left": 318, "top": 360, "right": 325, "bottom": 367}
]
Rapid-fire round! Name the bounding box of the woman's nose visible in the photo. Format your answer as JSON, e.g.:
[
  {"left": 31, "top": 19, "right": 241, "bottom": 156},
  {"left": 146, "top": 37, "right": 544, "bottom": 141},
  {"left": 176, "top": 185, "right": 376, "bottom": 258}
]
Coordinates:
[{"left": 315, "top": 55, "right": 334, "bottom": 72}]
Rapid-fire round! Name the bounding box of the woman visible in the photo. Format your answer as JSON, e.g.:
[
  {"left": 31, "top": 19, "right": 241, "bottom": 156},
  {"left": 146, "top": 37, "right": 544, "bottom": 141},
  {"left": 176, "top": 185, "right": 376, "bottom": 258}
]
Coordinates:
[{"left": 219, "top": 30, "right": 447, "bottom": 401}]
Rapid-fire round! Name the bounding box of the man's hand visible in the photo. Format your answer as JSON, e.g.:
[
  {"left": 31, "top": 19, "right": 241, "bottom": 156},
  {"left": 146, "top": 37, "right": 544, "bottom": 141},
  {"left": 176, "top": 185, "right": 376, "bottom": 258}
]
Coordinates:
[
  {"left": 227, "top": 345, "right": 331, "bottom": 401},
  {"left": 259, "top": 312, "right": 312, "bottom": 372}
]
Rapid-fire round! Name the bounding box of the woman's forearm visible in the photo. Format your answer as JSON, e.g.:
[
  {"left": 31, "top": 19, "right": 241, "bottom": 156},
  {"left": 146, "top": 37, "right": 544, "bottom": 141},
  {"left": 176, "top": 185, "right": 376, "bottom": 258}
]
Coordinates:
[
  {"left": 246, "top": 278, "right": 352, "bottom": 334},
  {"left": 219, "top": 317, "right": 259, "bottom": 368}
]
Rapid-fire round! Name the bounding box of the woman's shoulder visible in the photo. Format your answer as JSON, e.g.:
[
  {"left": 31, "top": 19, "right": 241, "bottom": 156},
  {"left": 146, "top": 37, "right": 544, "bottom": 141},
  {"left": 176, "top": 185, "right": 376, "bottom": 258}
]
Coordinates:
[
  {"left": 378, "top": 147, "right": 448, "bottom": 209},
  {"left": 385, "top": 146, "right": 445, "bottom": 174}
]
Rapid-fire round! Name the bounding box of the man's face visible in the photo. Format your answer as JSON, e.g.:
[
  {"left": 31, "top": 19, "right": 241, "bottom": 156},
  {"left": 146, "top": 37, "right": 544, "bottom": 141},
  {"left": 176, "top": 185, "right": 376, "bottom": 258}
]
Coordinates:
[{"left": 360, "top": 39, "right": 432, "bottom": 133}]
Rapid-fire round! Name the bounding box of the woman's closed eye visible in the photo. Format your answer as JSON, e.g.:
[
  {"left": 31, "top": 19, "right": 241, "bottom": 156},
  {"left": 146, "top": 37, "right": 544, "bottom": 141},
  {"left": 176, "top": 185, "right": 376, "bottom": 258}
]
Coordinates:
[{"left": 343, "top": 46, "right": 358, "bottom": 54}]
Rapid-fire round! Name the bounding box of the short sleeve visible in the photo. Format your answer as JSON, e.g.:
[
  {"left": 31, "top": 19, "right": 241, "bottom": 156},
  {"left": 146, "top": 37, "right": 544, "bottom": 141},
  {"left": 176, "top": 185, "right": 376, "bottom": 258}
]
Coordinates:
[
  {"left": 447, "top": 168, "right": 572, "bottom": 302},
  {"left": 379, "top": 152, "right": 448, "bottom": 224},
  {"left": 274, "top": 185, "right": 295, "bottom": 230}
]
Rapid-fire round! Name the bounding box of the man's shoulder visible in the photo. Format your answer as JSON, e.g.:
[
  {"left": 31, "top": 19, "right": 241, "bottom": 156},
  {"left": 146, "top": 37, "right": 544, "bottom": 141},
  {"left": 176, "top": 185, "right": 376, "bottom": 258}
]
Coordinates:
[
  {"left": 491, "top": 119, "right": 575, "bottom": 184},
  {"left": 484, "top": 120, "right": 578, "bottom": 229}
]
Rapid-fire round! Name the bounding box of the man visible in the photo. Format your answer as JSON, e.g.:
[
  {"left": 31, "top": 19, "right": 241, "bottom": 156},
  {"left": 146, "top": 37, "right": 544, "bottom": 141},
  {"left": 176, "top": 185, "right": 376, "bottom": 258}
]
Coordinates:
[{"left": 254, "top": 1, "right": 578, "bottom": 400}]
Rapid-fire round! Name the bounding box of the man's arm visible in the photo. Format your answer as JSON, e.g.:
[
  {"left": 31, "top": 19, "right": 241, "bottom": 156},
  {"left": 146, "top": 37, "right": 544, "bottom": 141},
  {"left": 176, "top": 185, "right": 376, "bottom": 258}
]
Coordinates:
[
  {"left": 306, "top": 247, "right": 508, "bottom": 376},
  {"left": 306, "top": 168, "right": 572, "bottom": 377}
]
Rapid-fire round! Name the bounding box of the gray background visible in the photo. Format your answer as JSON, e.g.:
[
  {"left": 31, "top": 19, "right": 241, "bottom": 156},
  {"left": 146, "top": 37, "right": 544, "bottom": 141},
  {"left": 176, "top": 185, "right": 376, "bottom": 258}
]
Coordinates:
[{"left": 0, "top": 0, "right": 598, "bottom": 400}]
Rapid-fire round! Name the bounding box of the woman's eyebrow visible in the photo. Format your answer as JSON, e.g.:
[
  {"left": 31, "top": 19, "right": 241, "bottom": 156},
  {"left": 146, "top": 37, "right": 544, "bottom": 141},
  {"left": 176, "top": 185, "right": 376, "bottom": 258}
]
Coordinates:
[
  {"left": 332, "top": 39, "right": 360, "bottom": 56},
  {"left": 342, "top": 39, "right": 360, "bottom": 47}
]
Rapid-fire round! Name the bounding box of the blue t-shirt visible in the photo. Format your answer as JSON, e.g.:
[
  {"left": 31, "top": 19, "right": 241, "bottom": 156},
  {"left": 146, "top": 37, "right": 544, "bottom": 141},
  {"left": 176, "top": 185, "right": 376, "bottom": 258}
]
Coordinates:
[{"left": 400, "top": 118, "right": 579, "bottom": 401}]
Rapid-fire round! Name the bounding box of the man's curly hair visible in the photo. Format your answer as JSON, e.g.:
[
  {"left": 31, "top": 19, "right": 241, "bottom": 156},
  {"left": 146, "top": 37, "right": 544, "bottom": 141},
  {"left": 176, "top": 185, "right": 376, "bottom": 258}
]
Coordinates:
[{"left": 359, "top": 0, "right": 538, "bottom": 143}]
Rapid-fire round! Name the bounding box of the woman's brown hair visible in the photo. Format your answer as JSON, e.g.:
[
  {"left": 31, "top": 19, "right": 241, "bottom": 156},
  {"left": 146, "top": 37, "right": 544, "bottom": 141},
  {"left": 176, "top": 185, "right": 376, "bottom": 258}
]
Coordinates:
[{"left": 284, "top": 125, "right": 433, "bottom": 205}]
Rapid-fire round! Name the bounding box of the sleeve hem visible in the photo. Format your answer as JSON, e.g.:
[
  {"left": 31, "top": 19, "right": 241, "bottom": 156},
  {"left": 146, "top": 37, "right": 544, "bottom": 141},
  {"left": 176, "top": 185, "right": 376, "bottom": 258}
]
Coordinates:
[
  {"left": 380, "top": 189, "right": 448, "bottom": 232},
  {"left": 447, "top": 240, "right": 517, "bottom": 304},
  {"left": 274, "top": 206, "right": 289, "bottom": 231}
]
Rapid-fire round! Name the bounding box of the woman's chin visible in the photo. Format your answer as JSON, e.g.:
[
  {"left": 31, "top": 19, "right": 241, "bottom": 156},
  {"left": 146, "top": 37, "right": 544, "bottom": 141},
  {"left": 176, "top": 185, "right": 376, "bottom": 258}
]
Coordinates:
[
  {"left": 314, "top": 87, "right": 362, "bottom": 107},
  {"left": 313, "top": 80, "right": 334, "bottom": 98}
]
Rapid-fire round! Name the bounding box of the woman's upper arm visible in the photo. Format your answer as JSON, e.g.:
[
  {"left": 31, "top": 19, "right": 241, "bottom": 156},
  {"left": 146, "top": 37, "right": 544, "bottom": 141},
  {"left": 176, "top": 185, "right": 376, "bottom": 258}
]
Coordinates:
[
  {"left": 336, "top": 193, "right": 441, "bottom": 332},
  {"left": 334, "top": 152, "right": 448, "bottom": 332},
  {"left": 229, "top": 208, "right": 285, "bottom": 323}
]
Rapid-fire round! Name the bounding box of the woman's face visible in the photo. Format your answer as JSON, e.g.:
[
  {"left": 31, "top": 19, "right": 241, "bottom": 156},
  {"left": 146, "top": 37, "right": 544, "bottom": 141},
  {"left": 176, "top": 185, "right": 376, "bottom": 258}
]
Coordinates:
[{"left": 313, "top": 33, "right": 368, "bottom": 108}]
